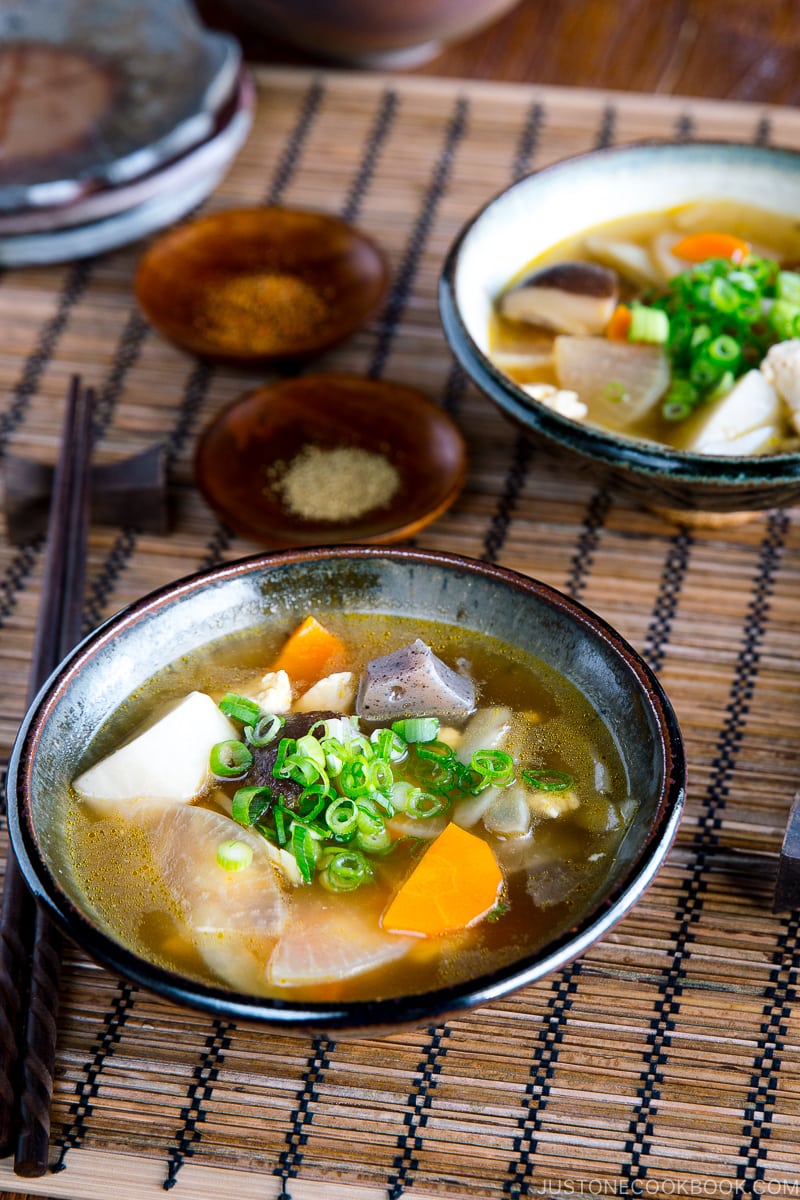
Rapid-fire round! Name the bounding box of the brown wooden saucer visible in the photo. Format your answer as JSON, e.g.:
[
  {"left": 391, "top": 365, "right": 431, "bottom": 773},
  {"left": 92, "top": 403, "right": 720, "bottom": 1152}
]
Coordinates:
[
  {"left": 135, "top": 206, "right": 390, "bottom": 362},
  {"left": 194, "top": 374, "right": 468, "bottom": 546}
]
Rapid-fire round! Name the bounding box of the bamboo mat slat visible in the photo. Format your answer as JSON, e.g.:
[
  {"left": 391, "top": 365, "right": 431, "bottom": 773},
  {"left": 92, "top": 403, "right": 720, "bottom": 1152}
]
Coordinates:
[{"left": 1, "top": 65, "right": 800, "bottom": 1197}]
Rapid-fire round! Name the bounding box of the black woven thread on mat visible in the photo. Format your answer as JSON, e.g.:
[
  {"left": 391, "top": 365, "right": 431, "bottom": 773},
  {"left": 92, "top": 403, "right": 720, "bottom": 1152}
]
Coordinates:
[
  {"left": 442, "top": 99, "right": 545, "bottom": 421},
  {"left": 504, "top": 967, "right": 583, "bottom": 1199},
  {"left": 163, "top": 1020, "right": 235, "bottom": 1190},
  {"left": 386, "top": 1025, "right": 451, "bottom": 1200},
  {"left": 736, "top": 910, "right": 800, "bottom": 1191},
  {"left": 51, "top": 981, "right": 138, "bottom": 1171},
  {"left": 154, "top": 86, "right": 403, "bottom": 1192},
  {"left": 54, "top": 79, "right": 330, "bottom": 1176},
  {"left": 641, "top": 527, "right": 694, "bottom": 677},
  {"left": 341, "top": 89, "right": 400, "bottom": 226},
  {"left": 0, "top": 259, "right": 93, "bottom": 455},
  {"left": 265, "top": 78, "right": 325, "bottom": 208},
  {"left": 368, "top": 95, "right": 468, "bottom": 381},
  {"left": 267, "top": 96, "right": 469, "bottom": 1200},
  {"left": 272, "top": 1036, "right": 336, "bottom": 1200},
  {"left": 502, "top": 517, "right": 694, "bottom": 1197},
  {"left": 619, "top": 510, "right": 789, "bottom": 1191},
  {"left": 485, "top": 104, "right": 616, "bottom": 1199}
]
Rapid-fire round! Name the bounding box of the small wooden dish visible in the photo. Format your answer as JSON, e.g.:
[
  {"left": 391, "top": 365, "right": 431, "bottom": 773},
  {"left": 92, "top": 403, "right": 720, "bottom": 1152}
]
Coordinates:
[
  {"left": 194, "top": 374, "right": 468, "bottom": 546},
  {"left": 135, "top": 206, "right": 390, "bottom": 362}
]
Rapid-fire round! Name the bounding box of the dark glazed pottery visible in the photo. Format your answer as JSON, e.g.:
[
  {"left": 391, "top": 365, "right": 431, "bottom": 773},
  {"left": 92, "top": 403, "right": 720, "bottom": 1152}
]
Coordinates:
[
  {"left": 8, "top": 547, "right": 685, "bottom": 1032},
  {"left": 439, "top": 141, "right": 800, "bottom": 516}
]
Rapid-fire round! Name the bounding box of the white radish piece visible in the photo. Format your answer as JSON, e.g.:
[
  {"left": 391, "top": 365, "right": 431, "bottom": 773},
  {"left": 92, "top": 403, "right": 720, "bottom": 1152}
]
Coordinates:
[
  {"left": 554, "top": 336, "right": 670, "bottom": 431},
  {"left": 267, "top": 891, "right": 413, "bottom": 987}
]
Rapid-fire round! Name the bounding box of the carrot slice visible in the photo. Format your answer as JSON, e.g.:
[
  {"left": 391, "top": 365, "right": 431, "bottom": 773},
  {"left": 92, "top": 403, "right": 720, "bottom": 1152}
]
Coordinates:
[
  {"left": 606, "top": 303, "right": 633, "bottom": 340},
  {"left": 271, "top": 615, "right": 345, "bottom": 685},
  {"left": 671, "top": 231, "right": 751, "bottom": 264},
  {"left": 381, "top": 822, "right": 503, "bottom": 937}
]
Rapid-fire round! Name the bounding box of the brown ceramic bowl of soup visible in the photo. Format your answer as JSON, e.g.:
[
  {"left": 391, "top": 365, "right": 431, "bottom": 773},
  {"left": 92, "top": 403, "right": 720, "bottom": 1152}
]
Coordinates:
[
  {"left": 8, "top": 547, "right": 684, "bottom": 1032},
  {"left": 439, "top": 141, "right": 800, "bottom": 520}
]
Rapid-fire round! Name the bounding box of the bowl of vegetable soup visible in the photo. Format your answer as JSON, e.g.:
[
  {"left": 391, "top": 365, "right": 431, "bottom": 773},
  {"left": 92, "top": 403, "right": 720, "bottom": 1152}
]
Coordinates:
[
  {"left": 8, "top": 546, "right": 685, "bottom": 1031},
  {"left": 439, "top": 140, "right": 800, "bottom": 519}
]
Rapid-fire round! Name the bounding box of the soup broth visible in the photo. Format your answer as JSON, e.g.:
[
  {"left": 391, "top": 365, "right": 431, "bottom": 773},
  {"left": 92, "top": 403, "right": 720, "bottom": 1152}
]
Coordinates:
[
  {"left": 66, "top": 613, "right": 635, "bottom": 1003},
  {"left": 490, "top": 199, "right": 800, "bottom": 455}
]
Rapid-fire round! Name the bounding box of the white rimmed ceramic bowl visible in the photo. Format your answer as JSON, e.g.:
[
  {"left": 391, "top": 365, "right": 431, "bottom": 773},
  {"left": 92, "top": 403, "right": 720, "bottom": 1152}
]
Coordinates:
[{"left": 439, "top": 141, "right": 800, "bottom": 518}]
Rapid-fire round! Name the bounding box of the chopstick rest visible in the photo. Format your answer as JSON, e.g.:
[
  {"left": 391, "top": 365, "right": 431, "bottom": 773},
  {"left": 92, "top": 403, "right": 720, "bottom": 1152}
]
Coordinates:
[{"left": 3, "top": 442, "right": 168, "bottom": 545}]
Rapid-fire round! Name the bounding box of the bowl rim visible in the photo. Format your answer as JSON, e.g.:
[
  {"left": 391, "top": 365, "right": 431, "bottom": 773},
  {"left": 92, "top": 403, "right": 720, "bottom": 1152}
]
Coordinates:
[
  {"left": 439, "top": 138, "right": 800, "bottom": 488},
  {"left": 8, "top": 545, "right": 686, "bottom": 1030}
]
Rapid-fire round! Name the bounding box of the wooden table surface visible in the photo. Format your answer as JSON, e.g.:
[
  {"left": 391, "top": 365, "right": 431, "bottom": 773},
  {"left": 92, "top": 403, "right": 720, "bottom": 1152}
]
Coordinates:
[
  {"left": 196, "top": 0, "right": 800, "bottom": 106},
  {"left": 4, "top": 3, "right": 799, "bottom": 1198}
]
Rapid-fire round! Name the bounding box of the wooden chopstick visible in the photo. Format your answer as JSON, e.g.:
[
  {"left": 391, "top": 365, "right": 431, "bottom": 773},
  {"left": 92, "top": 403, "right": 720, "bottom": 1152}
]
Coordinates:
[{"left": 0, "top": 376, "right": 94, "bottom": 1175}]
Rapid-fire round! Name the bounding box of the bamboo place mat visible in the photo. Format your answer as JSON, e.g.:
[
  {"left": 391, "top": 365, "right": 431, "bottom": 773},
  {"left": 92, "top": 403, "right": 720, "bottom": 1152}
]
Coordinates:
[{"left": 0, "top": 65, "right": 800, "bottom": 1200}]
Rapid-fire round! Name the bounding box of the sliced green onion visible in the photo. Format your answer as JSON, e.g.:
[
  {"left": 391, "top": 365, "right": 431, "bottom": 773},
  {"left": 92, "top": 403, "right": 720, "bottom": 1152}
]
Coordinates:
[
  {"left": 231, "top": 785, "right": 272, "bottom": 826},
  {"left": 210, "top": 739, "right": 253, "bottom": 778},
  {"left": 218, "top": 693, "right": 262, "bottom": 725},
  {"left": 370, "top": 727, "right": 407, "bottom": 762},
  {"left": 522, "top": 767, "right": 575, "bottom": 792},
  {"left": 628, "top": 304, "right": 669, "bottom": 344},
  {"left": 471, "top": 748, "right": 515, "bottom": 787},
  {"left": 273, "top": 803, "right": 287, "bottom": 845},
  {"left": 298, "top": 785, "right": 328, "bottom": 821},
  {"left": 244, "top": 712, "right": 285, "bottom": 747},
  {"left": 416, "top": 740, "right": 455, "bottom": 763},
  {"left": 662, "top": 398, "right": 694, "bottom": 422},
  {"left": 216, "top": 839, "right": 253, "bottom": 871},
  {"left": 406, "top": 789, "right": 447, "bottom": 819},
  {"left": 340, "top": 759, "right": 372, "bottom": 798},
  {"left": 292, "top": 823, "right": 317, "bottom": 883},
  {"left": 708, "top": 276, "right": 741, "bottom": 314},
  {"left": 355, "top": 824, "right": 393, "bottom": 855},
  {"left": 390, "top": 780, "right": 416, "bottom": 812},
  {"left": 706, "top": 335, "right": 741, "bottom": 367},
  {"left": 391, "top": 717, "right": 440, "bottom": 743},
  {"left": 319, "top": 849, "right": 372, "bottom": 892},
  {"left": 769, "top": 299, "right": 800, "bottom": 341},
  {"left": 369, "top": 757, "right": 394, "bottom": 796},
  {"left": 777, "top": 270, "right": 800, "bottom": 306},
  {"left": 325, "top": 796, "right": 359, "bottom": 837}
]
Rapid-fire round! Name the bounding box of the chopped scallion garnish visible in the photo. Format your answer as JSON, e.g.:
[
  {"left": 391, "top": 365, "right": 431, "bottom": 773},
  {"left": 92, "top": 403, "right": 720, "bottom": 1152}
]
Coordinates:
[
  {"left": 210, "top": 739, "right": 253, "bottom": 778},
  {"left": 216, "top": 839, "right": 254, "bottom": 871},
  {"left": 391, "top": 717, "right": 440, "bottom": 743},
  {"left": 218, "top": 693, "right": 262, "bottom": 724}
]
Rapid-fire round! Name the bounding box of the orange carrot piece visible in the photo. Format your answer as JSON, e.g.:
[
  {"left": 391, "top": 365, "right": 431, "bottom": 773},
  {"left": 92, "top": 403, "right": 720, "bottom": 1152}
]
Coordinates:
[
  {"left": 271, "top": 615, "right": 345, "bottom": 685},
  {"left": 606, "top": 303, "right": 633, "bottom": 340},
  {"left": 381, "top": 822, "right": 503, "bottom": 937},
  {"left": 671, "top": 231, "right": 751, "bottom": 264}
]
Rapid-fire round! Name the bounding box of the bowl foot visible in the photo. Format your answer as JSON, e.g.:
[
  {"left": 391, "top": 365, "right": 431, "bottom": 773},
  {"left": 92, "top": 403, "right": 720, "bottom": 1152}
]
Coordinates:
[{"left": 648, "top": 504, "right": 765, "bottom": 529}]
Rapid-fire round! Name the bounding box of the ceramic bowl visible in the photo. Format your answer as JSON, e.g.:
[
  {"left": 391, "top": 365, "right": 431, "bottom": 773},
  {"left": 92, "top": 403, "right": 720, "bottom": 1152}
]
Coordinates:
[
  {"left": 439, "top": 141, "right": 800, "bottom": 518},
  {"left": 8, "top": 547, "right": 685, "bottom": 1032},
  {"left": 212, "top": 0, "right": 522, "bottom": 67}
]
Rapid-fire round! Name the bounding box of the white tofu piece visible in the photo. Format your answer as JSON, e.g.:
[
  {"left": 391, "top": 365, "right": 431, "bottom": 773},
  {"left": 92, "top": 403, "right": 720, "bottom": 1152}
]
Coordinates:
[
  {"left": 676, "top": 370, "right": 781, "bottom": 453},
  {"left": 252, "top": 669, "right": 292, "bottom": 713},
  {"left": 294, "top": 671, "right": 355, "bottom": 713},
  {"left": 73, "top": 691, "right": 238, "bottom": 807},
  {"left": 695, "top": 424, "right": 782, "bottom": 457},
  {"left": 761, "top": 339, "right": 800, "bottom": 434}
]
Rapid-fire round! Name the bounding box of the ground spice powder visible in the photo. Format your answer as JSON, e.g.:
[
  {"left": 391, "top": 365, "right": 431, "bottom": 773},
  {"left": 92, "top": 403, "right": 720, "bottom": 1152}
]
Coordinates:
[
  {"left": 194, "top": 273, "right": 330, "bottom": 354},
  {"left": 268, "top": 445, "right": 400, "bottom": 522}
]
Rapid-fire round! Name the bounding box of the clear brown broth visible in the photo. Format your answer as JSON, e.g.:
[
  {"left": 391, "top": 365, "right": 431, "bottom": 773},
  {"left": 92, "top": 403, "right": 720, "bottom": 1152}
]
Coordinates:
[{"left": 66, "top": 613, "right": 635, "bottom": 1002}]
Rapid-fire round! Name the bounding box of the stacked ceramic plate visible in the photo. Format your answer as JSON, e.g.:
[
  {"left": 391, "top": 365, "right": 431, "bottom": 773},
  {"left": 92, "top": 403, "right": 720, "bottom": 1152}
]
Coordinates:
[{"left": 0, "top": 0, "right": 253, "bottom": 266}]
